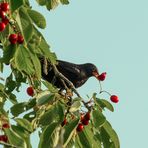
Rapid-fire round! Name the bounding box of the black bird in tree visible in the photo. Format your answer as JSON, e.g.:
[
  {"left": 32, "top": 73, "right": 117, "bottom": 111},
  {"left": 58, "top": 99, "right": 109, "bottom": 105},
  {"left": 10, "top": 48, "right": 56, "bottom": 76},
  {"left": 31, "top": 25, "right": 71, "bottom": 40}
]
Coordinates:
[{"left": 40, "top": 58, "right": 100, "bottom": 90}]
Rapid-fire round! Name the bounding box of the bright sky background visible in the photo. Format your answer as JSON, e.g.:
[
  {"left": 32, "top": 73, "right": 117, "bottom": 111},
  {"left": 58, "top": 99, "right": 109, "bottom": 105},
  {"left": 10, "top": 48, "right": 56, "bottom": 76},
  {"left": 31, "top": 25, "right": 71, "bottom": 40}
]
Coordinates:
[
  {"left": 1, "top": 0, "right": 148, "bottom": 148},
  {"left": 30, "top": 0, "right": 148, "bottom": 147}
]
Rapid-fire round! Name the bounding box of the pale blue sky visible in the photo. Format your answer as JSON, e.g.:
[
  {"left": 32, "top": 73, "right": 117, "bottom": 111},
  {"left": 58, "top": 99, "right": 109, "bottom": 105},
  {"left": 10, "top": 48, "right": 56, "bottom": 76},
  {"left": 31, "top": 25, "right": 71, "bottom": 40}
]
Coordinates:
[
  {"left": 1, "top": 0, "right": 148, "bottom": 147},
  {"left": 30, "top": 0, "right": 148, "bottom": 147}
]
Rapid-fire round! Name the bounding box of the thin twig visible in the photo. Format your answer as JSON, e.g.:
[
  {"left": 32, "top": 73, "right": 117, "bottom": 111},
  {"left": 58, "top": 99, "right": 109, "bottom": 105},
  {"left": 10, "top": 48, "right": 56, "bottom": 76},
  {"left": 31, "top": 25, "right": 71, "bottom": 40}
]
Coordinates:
[
  {"left": 0, "top": 77, "right": 5, "bottom": 81},
  {"left": 43, "top": 57, "right": 48, "bottom": 75},
  {"left": 52, "top": 64, "right": 81, "bottom": 98},
  {"left": 0, "top": 141, "right": 19, "bottom": 148}
]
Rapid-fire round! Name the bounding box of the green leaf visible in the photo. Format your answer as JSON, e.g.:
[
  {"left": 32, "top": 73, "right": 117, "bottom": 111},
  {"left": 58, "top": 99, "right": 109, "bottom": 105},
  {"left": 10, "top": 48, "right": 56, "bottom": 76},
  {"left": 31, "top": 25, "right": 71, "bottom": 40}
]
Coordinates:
[
  {"left": 46, "top": 0, "right": 59, "bottom": 11},
  {"left": 0, "top": 83, "right": 4, "bottom": 91},
  {"left": 66, "top": 138, "right": 75, "bottom": 148},
  {"left": 23, "top": 111, "right": 36, "bottom": 122},
  {"left": 10, "top": 0, "right": 24, "bottom": 12},
  {"left": 39, "top": 102, "right": 65, "bottom": 126},
  {"left": 39, "top": 122, "right": 59, "bottom": 148},
  {"left": 15, "top": 118, "right": 33, "bottom": 132},
  {"left": 101, "top": 121, "right": 120, "bottom": 148},
  {"left": 69, "top": 101, "right": 81, "bottom": 113},
  {"left": 36, "top": 0, "right": 46, "bottom": 6},
  {"left": 28, "top": 9, "right": 46, "bottom": 29},
  {"left": 17, "top": 7, "right": 33, "bottom": 42},
  {"left": 92, "top": 110, "right": 106, "bottom": 128},
  {"left": 37, "top": 91, "right": 55, "bottom": 106},
  {"left": 29, "top": 51, "right": 41, "bottom": 79},
  {"left": 2, "top": 44, "right": 16, "bottom": 64},
  {"left": 63, "top": 118, "right": 79, "bottom": 147},
  {"left": 96, "top": 98, "right": 114, "bottom": 112},
  {"left": 60, "top": 0, "right": 69, "bottom": 4},
  {"left": 26, "top": 98, "right": 36, "bottom": 110},
  {"left": 11, "top": 102, "right": 27, "bottom": 117},
  {"left": 5, "top": 128, "right": 27, "bottom": 147},
  {"left": 0, "top": 62, "right": 3, "bottom": 72},
  {"left": 42, "top": 81, "right": 58, "bottom": 93},
  {"left": 9, "top": 93, "right": 18, "bottom": 104},
  {"left": 14, "top": 46, "right": 35, "bottom": 75},
  {"left": 5, "top": 73, "right": 16, "bottom": 93},
  {"left": 76, "top": 124, "right": 102, "bottom": 148},
  {"left": 11, "top": 125, "right": 32, "bottom": 148}
]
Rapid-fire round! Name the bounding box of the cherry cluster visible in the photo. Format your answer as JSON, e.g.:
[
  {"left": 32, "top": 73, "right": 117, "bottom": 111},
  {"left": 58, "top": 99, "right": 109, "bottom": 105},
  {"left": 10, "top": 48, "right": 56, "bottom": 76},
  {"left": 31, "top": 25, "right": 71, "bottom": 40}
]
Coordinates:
[
  {"left": 9, "top": 33, "right": 24, "bottom": 44},
  {"left": 0, "top": 123, "right": 10, "bottom": 143},
  {"left": 61, "top": 112, "right": 91, "bottom": 132},
  {"left": 97, "top": 72, "right": 119, "bottom": 103},
  {"left": 76, "top": 112, "right": 90, "bottom": 132},
  {"left": 0, "top": 2, "right": 24, "bottom": 44},
  {"left": 0, "top": 2, "right": 9, "bottom": 32}
]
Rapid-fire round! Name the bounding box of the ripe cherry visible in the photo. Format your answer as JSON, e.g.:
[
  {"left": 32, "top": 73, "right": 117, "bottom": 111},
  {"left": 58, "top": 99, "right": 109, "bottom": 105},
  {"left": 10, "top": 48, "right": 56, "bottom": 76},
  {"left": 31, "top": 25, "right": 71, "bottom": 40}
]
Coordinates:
[
  {"left": 17, "top": 34, "right": 24, "bottom": 44},
  {"left": 2, "top": 17, "right": 9, "bottom": 25},
  {"left": 0, "top": 22, "right": 6, "bottom": 32},
  {"left": 110, "top": 95, "right": 119, "bottom": 103},
  {"left": 82, "top": 119, "right": 89, "bottom": 126},
  {"left": 0, "top": 2, "right": 9, "bottom": 12},
  {"left": 61, "top": 118, "right": 67, "bottom": 127},
  {"left": 0, "top": 135, "right": 8, "bottom": 143},
  {"left": 26, "top": 86, "right": 34, "bottom": 96},
  {"left": 80, "top": 113, "right": 84, "bottom": 121},
  {"left": 76, "top": 123, "right": 84, "bottom": 132},
  {"left": 84, "top": 112, "right": 90, "bottom": 121},
  {"left": 0, "top": 10, "right": 6, "bottom": 19},
  {"left": 2, "top": 123, "right": 10, "bottom": 129},
  {"left": 9, "top": 34, "right": 18, "bottom": 44},
  {"left": 98, "top": 72, "right": 107, "bottom": 81}
]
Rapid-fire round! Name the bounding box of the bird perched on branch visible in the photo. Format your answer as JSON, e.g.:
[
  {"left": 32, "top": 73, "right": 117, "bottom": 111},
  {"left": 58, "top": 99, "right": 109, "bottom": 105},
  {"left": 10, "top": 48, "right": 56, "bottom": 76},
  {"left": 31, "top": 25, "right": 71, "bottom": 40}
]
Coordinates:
[{"left": 40, "top": 58, "right": 100, "bottom": 90}]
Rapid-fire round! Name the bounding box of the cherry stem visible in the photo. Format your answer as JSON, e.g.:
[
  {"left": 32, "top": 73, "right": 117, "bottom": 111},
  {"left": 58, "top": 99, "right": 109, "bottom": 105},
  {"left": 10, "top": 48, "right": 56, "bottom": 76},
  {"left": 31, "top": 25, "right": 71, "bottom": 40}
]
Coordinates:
[
  {"left": 99, "top": 81, "right": 103, "bottom": 93},
  {"left": 99, "top": 80, "right": 112, "bottom": 96},
  {"left": 100, "top": 90, "right": 112, "bottom": 96},
  {"left": 5, "top": 14, "right": 20, "bottom": 34}
]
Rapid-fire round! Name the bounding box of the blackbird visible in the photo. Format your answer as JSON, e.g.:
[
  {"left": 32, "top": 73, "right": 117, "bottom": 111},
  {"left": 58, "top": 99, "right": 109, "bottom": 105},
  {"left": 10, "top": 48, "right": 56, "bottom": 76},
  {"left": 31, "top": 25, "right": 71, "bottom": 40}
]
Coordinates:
[{"left": 40, "top": 58, "right": 100, "bottom": 89}]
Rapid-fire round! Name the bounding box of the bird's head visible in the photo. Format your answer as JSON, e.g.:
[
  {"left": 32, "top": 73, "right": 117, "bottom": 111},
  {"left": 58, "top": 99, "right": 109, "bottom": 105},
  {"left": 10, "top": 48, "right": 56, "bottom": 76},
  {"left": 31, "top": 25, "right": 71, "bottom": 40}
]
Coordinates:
[{"left": 83, "top": 63, "right": 100, "bottom": 80}]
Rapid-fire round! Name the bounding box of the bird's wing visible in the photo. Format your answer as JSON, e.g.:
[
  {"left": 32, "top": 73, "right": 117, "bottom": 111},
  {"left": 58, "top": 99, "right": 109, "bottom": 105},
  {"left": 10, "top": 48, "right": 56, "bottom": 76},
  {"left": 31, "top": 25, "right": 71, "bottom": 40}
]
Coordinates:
[{"left": 56, "top": 60, "right": 81, "bottom": 80}]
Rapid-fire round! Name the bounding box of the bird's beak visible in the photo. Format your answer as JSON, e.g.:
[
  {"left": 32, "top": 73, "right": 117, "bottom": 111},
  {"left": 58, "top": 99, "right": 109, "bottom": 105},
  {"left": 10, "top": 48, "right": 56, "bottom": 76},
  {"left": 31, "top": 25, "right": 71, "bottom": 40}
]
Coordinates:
[{"left": 92, "top": 71, "right": 100, "bottom": 80}]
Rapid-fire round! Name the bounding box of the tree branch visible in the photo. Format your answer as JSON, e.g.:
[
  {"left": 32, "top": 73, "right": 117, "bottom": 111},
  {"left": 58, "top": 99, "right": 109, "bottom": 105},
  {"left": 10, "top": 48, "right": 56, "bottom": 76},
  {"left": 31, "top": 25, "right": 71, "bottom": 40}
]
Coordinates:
[{"left": 0, "top": 141, "right": 18, "bottom": 148}]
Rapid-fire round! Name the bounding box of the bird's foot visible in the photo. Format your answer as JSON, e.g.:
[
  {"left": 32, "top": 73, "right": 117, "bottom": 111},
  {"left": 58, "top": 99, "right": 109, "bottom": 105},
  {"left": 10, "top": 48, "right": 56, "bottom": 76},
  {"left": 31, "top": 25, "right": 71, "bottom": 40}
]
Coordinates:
[{"left": 65, "top": 89, "right": 73, "bottom": 98}]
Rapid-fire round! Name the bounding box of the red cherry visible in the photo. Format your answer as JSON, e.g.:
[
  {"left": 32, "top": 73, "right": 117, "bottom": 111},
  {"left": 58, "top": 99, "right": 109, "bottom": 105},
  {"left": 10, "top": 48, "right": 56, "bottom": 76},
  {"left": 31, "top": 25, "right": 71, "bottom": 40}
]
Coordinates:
[
  {"left": 26, "top": 86, "right": 34, "bottom": 96},
  {"left": 9, "top": 34, "right": 18, "bottom": 44},
  {"left": 0, "top": 2, "right": 9, "bottom": 12},
  {"left": 0, "top": 22, "right": 6, "bottom": 32},
  {"left": 82, "top": 119, "right": 89, "bottom": 126},
  {"left": 80, "top": 113, "right": 84, "bottom": 121},
  {"left": 2, "top": 123, "right": 10, "bottom": 129},
  {"left": 76, "top": 123, "right": 84, "bottom": 132},
  {"left": 2, "top": 17, "right": 9, "bottom": 25},
  {"left": 61, "top": 118, "right": 67, "bottom": 127},
  {"left": 110, "top": 95, "right": 119, "bottom": 103},
  {"left": 17, "top": 34, "right": 24, "bottom": 44},
  {"left": 0, "top": 135, "right": 8, "bottom": 143},
  {"left": 0, "top": 10, "right": 6, "bottom": 19},
  {"left": 84, "top": 112, "right": 90, "bottom": 121},
  {"left": 98, "top": 72, "right": 107, "bottom": 81}
]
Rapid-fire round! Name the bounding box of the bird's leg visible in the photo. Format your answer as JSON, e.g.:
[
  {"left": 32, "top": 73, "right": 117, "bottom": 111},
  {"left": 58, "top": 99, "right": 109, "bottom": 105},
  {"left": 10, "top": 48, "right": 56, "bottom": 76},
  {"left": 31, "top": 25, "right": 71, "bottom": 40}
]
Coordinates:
[
  {"left": 43, "top": 57, "right": 48, "bottom": 75},
  {"left": 52, "top": 64, "right": 76, "bottom": 97},
  {"left": 58, "top": 88, "right": 65, "bottom": 97},
  {"left": 59, "top": 79, "right": 73, "bottom": 98}
]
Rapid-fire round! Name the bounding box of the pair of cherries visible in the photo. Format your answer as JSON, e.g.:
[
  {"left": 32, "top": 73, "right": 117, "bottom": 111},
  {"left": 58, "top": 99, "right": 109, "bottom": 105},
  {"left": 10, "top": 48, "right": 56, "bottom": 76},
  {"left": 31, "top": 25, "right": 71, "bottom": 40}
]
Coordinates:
[{"left": 98, "top": 72, "right": 119, "bottom": 103}]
